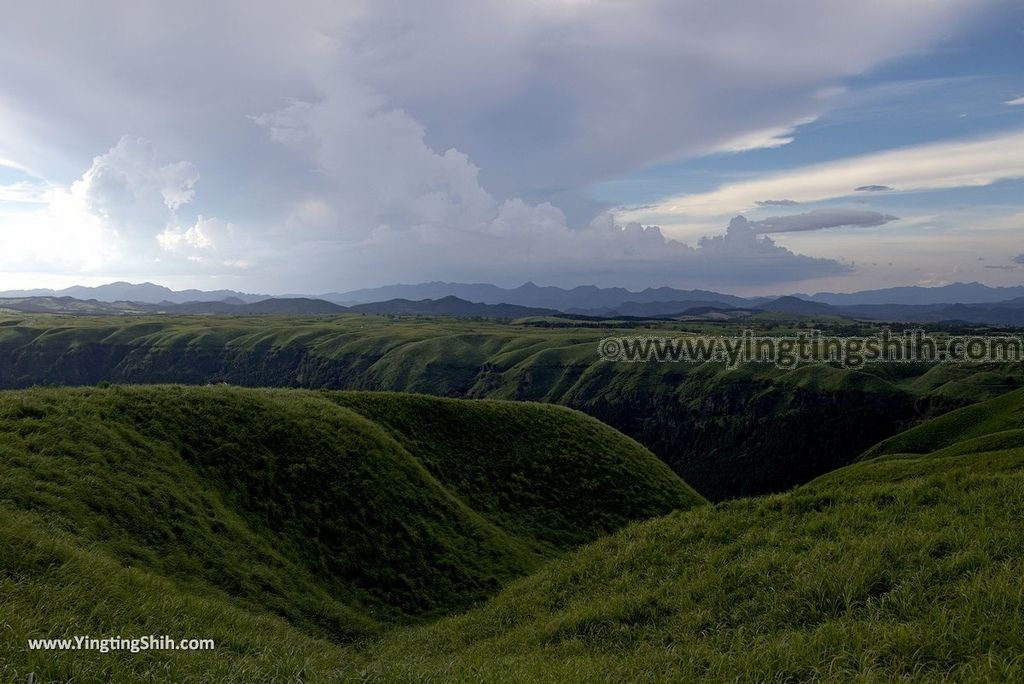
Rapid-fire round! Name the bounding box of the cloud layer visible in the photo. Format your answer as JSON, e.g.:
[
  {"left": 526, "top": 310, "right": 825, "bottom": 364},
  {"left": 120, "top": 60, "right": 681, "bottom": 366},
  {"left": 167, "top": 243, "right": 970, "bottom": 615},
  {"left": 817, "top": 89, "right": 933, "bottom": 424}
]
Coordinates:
[
  {"left": 751, "top": 209, "right": 898, "bottom": 233},
  {"left": 756, "top": 199, "right": 800, "bottom": 207},
  {"left": 0, "top": 0, "right": 996, "bottom": 290}
]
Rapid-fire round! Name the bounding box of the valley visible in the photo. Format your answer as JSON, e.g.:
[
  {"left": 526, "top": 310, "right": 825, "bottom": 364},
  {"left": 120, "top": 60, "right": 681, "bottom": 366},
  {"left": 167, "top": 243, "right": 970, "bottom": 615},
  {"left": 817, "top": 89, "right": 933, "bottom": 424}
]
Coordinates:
[{"left": 0, "top": 313, "right": 1020, "bottom": 499}]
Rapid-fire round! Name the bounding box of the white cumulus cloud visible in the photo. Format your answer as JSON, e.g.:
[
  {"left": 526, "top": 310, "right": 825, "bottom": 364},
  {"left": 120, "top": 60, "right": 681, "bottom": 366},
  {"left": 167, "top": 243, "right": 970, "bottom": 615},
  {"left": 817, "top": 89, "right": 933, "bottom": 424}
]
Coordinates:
[{"left": 75, "top": 136, "right": 199, "bottom": 244}]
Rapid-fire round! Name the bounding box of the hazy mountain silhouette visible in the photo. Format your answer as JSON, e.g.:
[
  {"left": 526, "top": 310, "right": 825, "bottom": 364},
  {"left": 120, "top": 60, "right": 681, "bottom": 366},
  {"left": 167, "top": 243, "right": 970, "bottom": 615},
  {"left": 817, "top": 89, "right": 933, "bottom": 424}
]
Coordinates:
[{"left": 809, "top": 282, "right": 1024, "bottom": 306}]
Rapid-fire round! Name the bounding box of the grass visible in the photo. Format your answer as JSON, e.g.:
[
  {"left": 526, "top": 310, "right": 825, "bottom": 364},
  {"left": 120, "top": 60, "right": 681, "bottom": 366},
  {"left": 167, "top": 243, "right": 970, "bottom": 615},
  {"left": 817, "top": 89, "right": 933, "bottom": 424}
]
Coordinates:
[
  {"left": 3, "top": 384, "right": 1024, "bottom": 680},
  {"left": 0, "top": 385, "right": 699, "bottom": 681},
  {"left": 1, "top": 508, "right": 350, "bottom": 683},
  {"left": 328, "top": 392, "right": 695, "bottom": 548}
]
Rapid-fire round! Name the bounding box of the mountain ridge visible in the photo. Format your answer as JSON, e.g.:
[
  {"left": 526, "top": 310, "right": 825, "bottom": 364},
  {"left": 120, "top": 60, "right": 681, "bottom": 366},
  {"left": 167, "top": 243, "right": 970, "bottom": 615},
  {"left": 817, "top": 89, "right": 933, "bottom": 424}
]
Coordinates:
[
  {"left": 7, "top": 279, "right": 1024, "bottom": 310},
  {"left": 8, "top": 281, "right": 1024, "bottom": 324},
  {"left": 0, "top": 295, "right": 556, "bottom": 319}
]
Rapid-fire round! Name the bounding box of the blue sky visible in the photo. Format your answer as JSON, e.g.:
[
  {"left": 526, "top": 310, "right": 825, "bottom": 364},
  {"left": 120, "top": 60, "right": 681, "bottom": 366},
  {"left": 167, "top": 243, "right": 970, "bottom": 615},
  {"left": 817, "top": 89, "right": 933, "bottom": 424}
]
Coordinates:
[
  {"left": 597, "top": 6, "right": 1024, "bottom": 206},
  {"left": 0, "top": 1, "right": 1021, "bottom": 295},
  {"left": 604, "top": 1, "right": 1024, "bottom": 293}
]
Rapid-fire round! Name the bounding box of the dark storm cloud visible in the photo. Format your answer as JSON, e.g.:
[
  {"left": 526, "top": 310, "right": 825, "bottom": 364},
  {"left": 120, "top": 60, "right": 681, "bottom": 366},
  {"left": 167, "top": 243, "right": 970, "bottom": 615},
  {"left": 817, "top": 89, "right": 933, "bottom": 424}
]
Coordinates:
[
  {"left": 750, "top": 209, "right": 898, "bottom": 233},
  {"left": 755, "top": 199, "right": 800, "bottom": 206}
]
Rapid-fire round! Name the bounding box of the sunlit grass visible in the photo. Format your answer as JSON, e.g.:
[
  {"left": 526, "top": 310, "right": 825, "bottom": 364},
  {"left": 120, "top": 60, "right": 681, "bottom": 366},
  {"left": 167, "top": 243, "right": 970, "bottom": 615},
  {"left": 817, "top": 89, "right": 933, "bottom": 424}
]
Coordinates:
[{"left": 0, "top": 385, "right": 697, "bottom": 681}]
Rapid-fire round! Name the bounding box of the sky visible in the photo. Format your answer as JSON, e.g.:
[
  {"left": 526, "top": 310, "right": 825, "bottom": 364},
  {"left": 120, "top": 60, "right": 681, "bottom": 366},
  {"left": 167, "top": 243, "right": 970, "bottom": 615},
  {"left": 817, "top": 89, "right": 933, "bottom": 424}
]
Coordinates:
[{"left": 0, "top": 0, "right": 1022, "bottom": 295}]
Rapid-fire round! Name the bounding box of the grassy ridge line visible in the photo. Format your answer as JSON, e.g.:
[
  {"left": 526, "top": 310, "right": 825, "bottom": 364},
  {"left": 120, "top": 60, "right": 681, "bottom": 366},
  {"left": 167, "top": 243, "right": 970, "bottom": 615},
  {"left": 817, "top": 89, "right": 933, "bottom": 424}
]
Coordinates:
[
  {"left": 329, "top": 392, "right": 701, "bottom": 548},
  {"left": 0, "top": 385, "right": 701, "bottom": 679}
]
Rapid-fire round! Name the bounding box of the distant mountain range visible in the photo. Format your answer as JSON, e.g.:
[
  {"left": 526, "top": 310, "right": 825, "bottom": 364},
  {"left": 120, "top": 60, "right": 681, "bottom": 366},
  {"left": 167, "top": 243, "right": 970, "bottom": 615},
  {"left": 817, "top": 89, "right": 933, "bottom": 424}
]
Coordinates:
[
  {"left": 834, "top": 300, "right": 1024, "bottom": 327},
  {"left": 331, "top": 281, "right": 753, "bottom": 309},
  {"left": 805, "top": 282, "right": 1024, "bottom": 306},
  {"left": 345, "top": 296, "right": 557, "bottom": 318},
  {"left": 0, "top": 282, "right": 270, "bottom": 304},
  {"left": 565, "top": 299, "right": 743, "bottom": 317},
  {"left": 0, "top": 295, "right": 556, "bottom": 319},
  {"left": 748, "top": 297, "right": 1024, "bottom": 327},
  {"left": 7, "top": 279, "right": 1024, "bottom": 309},
  {"left": 3, "top": 280, "right": 1024, "bottom": 325}
]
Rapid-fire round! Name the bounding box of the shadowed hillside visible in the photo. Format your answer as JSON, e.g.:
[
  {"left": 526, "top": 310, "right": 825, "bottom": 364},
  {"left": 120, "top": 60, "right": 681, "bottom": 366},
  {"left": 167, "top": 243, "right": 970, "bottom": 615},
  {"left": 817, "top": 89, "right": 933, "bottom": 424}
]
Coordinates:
[{"left": 0, "top": 386, "right": 700, "bottom": 681}]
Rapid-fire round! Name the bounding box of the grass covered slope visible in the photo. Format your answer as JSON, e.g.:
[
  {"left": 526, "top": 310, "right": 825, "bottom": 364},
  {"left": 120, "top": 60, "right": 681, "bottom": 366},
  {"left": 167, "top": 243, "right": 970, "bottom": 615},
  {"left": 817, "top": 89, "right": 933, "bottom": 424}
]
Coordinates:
[
  {"left": 0, "top": 386, "right": 700, "bottom": 681},
  {"left": 6, "top": 383, "right": 1024, "bottom": 681},
  {"left": 353, "top": 429, "right": 1024, "bottom": 680},
  {"left": 329, "top": 392, "right": 698, "bottom": 548},
  {"left": 862, "top": 386, "right": 1024, "bottom": 460}
]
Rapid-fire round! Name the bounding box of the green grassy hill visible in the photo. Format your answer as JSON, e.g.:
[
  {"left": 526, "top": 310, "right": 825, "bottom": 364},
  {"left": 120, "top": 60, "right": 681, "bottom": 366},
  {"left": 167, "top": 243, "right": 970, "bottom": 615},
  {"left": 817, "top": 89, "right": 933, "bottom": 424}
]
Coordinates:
[
  {"left": 6, "top": 384, "right": 1024, "bottom": 681},
  {"left": 862, "top": 386, "right": 1024, "bottom": 460},
  {"left": 0, "top": 386, "right": 700, "bottom": 682},
  {"left": 350, "top": 399, "right": 1024, "bottom": 682}
]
